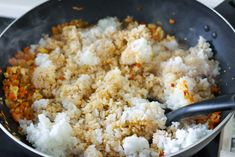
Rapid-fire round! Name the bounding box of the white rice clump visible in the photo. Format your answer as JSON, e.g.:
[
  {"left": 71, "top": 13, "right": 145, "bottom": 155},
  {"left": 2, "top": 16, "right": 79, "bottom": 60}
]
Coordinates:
[
  {"left": 19, "top": 113, "right": 79, "bottom": 157},
  {"left": 31, "top": 99, "right": 49, "bottom": 112},
  {"left": 78, "top": 48, "right": 100, "bottom": 66},
  {"left": 120, "top": 98, "right": 166, "bottom": 128},
  {"left": 121, "top": 37, "right": 153, "bottom": 64},
  {"left": 17, "top": 17, "right": 220, "bottom": 157},
  {"left": 153, "top": 123, "right": 212, "bottom": 155},
  {"left": 122, "top": 134, "right": 157, "bottom": 157}
]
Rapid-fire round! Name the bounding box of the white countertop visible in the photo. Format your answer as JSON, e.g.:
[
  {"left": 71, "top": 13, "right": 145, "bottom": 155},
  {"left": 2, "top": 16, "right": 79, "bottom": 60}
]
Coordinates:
[
  {"left": 197, "top": 0, "right": 224, "bottom": 8},
  {"left": 0, "top": 0, "right": 225, "bottom": 18},
  {"left": 0, "top": 0, "right": 47, "bottom": 18}
]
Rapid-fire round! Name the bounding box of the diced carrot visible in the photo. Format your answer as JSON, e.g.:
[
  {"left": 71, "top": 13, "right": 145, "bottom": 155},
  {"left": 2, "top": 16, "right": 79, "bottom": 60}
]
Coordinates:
[
  {"left": 211, "top": 86, "right": 220, "bottom": 95},
  {"left": 23, "top": 47, "right": 30, "bottom": 53},
  {"left": 52, "top": 27, "right": 60, "bottom": 35},
  {"left": 11, "top": 111, "right": 21, "bottom": 121},
  {"left": 135, "top": 63, "right": 142, "bottom": 68},
  {"left": 15, "top": 52, "right": 24, "bottom": 59},
  {"left": 159, "top": 150, "right": 164, "bottom": 157},
  {"left": 9, "top": 58, "right": 17, "bottom": 65},
  {"left": 19, "top": 60, "right": 26, "bottom": 66},
  {"left": 128, "top": 73, "right": 135, "bottom": 80},
  {"left": 3, "top": 46, "right": 36, "bottom": 122},
  {"left": 58, "top": 75, "right": 65, "bottom": 80},
  {"left": 208, "top": 112, "right": 221, "bottom": 129},
  {"left": 18, "top": 87, "right": 27, "bottom": 98},
  {"left": 11, "top": 75, "right": 17, "bottom": 80},
  {"left": 8, "top": 92, "right": 17, "bottom": 101},
  {"left": 12, "top": 80, "right": 19, "bottom": 86},
  {"left": 169, "top": 18, "right": 176, "bottom": 24}
]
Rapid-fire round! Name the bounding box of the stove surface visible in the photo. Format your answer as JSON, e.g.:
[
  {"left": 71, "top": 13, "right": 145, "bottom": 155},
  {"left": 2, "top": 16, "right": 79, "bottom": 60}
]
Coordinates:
[{"left": 0, "top": 17, "right": 220, "bottom": 157}]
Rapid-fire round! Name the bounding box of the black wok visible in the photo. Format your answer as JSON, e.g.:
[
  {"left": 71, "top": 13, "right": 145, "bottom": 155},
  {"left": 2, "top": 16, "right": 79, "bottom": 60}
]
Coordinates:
[{"left": 0, "top": 0, "right": 235, "bottom": 157}]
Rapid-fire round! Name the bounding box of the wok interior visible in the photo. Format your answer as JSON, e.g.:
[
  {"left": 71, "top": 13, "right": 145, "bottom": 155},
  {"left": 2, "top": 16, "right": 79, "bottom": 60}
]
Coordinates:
[{"left": 0, "top": 0, "right": 234, "bottom": 153}]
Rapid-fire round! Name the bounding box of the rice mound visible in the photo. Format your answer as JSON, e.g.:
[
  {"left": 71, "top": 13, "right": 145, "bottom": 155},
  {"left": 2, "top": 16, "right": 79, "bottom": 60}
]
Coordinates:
[{"left": 18, "top": 17, "right": 219, "bottom": 157}]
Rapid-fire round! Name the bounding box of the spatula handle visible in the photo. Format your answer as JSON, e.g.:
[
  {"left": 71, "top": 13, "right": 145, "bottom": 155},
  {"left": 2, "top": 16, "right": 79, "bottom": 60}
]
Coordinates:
[{"left": 166, "top": 93, "right": 235, "bottom": 126}]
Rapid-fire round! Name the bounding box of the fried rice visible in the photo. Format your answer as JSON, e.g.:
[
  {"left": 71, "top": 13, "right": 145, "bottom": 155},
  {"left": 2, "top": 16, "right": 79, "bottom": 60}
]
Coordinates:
[{"left": 3, "top": 17, "right": 221, "bottom": 157}]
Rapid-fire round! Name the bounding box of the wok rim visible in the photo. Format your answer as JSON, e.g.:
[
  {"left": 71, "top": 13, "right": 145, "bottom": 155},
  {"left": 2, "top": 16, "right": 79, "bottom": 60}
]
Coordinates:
[
  {"left": 167, "top": 2, "right": 235, "bottom": 156},
  {"left": 0, "top": 1, "right": 54, "bottom": 157},
  {"left": 0, "top": 0, "right": 234, "bottom": 157},
  {"left": 168, "top": 1, "right": 235, "bottom": 156}
]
